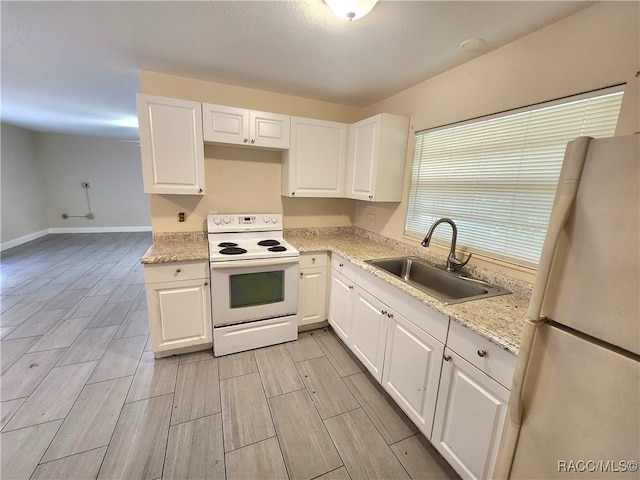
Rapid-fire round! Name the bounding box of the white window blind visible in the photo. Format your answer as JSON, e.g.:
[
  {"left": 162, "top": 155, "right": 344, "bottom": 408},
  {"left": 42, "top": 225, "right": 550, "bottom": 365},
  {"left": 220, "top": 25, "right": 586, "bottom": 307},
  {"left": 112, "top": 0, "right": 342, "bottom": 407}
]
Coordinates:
[{"left": 405, "top": 87, "right": 624, "bottom": 267}]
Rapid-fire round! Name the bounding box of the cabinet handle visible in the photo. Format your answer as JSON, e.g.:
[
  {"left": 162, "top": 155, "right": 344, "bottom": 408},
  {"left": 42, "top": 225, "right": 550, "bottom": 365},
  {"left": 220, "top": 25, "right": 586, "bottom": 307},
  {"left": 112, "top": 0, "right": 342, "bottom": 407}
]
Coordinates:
[
  {"left": 348, "top": 285, "right": 354, "bottom": 290},
  {"left": 387, "top": 312, "right": 393, "bottom": 319},
  {"left": 339, "top": 263, "right": 344, "bottom": 267},
  {"left": 251, "top": 139, "right": 256, "bottom": 144},
  {"left": 311, "top": 258, "right": 316, "bottom": 264},
  {"left": 477, "top": 349, "right": 487, "bottom": 358},
  {"left": 243, "top": 138, "right": 249, "bottom": 143},
  {"left": 204, "top": 282, "right": 208, "bottom": 286},
  {"left": 369, "top": 195, "right": 373, "bottom": 200},
  {"left": 198, "top": 188, "right": 203, "bottom": 193},
  {"left": 300, "top": 272, "right": 303, "bottom": 278},
  {"left": 292, "top": 192, "right": 296, "bottom": 196},
  {"left": 176, "top": 268, "right": 181, "bottom": 273},
  {"left": 381, "top": 310, "right": 387, "bottom": 315},
  {"left": 443, "top": 354, "right": 451, "bottom": 361}
]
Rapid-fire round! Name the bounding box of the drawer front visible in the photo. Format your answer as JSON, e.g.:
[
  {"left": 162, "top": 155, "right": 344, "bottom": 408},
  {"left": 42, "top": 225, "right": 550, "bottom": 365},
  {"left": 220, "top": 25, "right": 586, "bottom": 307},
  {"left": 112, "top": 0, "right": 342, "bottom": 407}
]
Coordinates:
[
  {"left": 330, "top": 253, "right": 356, "bottom": 280},
  {"left": 447, "top": 320, "right": 516, "bottom": 389},
  {"left": 299, "top": 252, "right": 328, "bottom": 269},
  {"left": 144, "top": 261, "right": 209, "bottom": 284}
]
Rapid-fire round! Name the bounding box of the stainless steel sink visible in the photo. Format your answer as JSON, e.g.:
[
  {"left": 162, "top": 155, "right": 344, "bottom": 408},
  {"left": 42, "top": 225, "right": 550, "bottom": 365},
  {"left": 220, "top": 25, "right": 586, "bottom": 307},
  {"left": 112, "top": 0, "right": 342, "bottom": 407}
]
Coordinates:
[{"left": 365, "top": 256, "right": 510, "bottom": 305}]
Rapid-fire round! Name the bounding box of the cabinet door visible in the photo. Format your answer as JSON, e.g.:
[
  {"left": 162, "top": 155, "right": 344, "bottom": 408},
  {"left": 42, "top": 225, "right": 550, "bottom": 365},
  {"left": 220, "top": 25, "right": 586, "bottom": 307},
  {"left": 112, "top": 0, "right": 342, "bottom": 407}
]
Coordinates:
[
  {"left": 382, "top": 313, "right": 444, "bottom": 438},
  {"left": 328, "top": 270, "right": 353, "bottom": 343},
  {"left": 202, "top": 104, "right": 250, "bottom": 145},
  {"left": 350, "top": 286, "right": 388, "bottom": 382},
  {"left": 283, "top": 117, "right": 347, "bottom": 197},
  {"left": 346, "top": 116, "right": 379, "bottom": 201},
  {"left": 146, "top": 278, "right": 212, "bottom": 353},
  {"left": 298, "top": 266, "right": 327, "bottom": 326},
  {"left": 432, "top": 349, "right": 509, "bottom": 480},
  {"left": 137, "top": 94, "right": 205, "bottom": 195},
  {"left": 250, "top": 110, "right": 290, "bottom": 149}
]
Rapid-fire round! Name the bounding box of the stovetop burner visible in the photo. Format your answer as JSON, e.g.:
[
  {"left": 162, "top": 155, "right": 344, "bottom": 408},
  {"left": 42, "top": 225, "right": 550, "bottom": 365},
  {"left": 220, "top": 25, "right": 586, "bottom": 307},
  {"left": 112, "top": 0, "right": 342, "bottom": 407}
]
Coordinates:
[
  {"left": 207, "top": 214, "right": 299, "bottom": 262},
  {"left": 258, "top": 239, "right": 280, "bottom": 247},
  {"left": 219, "top": 247, "right": 247, "bottom": 255}
]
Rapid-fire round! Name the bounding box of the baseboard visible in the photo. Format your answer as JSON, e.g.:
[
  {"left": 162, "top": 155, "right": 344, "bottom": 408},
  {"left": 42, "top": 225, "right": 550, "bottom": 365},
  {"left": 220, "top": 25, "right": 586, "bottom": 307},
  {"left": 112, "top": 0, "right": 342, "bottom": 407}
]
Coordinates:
[
  {"left": 1, "top": 226, "right": 152, "bottom": 251},
  {"left": 48, "top": 226, "right": 152, "bottom": 234},
  {"left": 0, "top": 229, "right": 50, "bottom": 252}
]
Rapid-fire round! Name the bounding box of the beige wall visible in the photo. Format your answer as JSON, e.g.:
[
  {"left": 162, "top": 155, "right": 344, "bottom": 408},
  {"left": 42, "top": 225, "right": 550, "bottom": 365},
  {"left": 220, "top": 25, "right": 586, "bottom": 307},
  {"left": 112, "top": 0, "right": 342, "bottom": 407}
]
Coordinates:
[
  {"left": 140, "top": 71, "right": 360, "bottom": 233},
  {"left": 1, "top": 123, "right": 48, "bottom": 245},
  {"left": 38, "top": 132, "right": 150, "bottom": 229},
  {"left": 353, "top": 1, "right": 640, "bottom": 279},
  {"left": 139, "top": 71, "right": 363, "bottom": 123}
]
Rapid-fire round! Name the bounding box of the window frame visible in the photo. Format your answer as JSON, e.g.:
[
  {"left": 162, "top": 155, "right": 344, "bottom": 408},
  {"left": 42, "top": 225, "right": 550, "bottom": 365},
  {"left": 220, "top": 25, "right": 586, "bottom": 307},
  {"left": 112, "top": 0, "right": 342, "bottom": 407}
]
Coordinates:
[{"left": 404, "top": 85, "right": 625, "bottom": 268}]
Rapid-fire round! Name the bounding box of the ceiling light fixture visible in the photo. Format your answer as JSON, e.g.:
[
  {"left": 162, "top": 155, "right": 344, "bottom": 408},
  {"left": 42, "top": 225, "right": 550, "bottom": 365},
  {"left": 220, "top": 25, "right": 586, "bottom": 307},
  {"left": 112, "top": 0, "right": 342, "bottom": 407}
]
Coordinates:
[{"left": 324, "top": 0, "right": 379, "bottom": 21}]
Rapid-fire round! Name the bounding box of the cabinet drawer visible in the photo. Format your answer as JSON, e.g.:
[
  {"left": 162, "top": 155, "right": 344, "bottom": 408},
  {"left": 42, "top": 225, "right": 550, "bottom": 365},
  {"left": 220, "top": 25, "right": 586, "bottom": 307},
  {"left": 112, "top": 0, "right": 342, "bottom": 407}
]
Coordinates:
[
  {"left": 299, "top": 252, "right": 328, "bottom": 269},
  {"left": 447, "top": 320, "right": 516, "bottom": 389},
  {"left": 144, "top": 261, "right": 209, "bottom": 284},
  {"left": 331, "top": 253, "right": 356, "bottom": 280}
]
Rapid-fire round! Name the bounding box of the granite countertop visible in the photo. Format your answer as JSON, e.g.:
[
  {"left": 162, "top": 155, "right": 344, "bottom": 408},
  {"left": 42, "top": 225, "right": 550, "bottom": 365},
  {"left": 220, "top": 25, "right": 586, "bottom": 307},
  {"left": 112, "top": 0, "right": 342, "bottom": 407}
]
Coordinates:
[
  {"left": 285, "top": 229, "right": 530, "bottom": 356},
  {"left": 140, "top": 232, "right": 209, "bottom": 264},
  {"left": 140, "top": 228, "right": 529, "bottom": 356}
]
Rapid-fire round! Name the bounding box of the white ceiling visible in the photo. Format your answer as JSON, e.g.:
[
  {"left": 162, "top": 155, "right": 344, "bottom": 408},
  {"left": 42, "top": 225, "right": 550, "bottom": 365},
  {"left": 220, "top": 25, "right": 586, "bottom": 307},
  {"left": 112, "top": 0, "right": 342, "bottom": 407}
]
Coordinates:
[{"left": 1, "top": 1, "right": 594, "bottom": 140}]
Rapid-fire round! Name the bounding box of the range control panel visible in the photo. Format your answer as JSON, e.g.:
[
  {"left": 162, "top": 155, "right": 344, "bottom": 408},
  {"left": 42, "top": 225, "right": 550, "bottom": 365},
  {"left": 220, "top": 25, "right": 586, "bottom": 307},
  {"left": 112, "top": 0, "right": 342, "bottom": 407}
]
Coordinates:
[{"left": 207, "top": 213, "right": 282, "bottom": 232}]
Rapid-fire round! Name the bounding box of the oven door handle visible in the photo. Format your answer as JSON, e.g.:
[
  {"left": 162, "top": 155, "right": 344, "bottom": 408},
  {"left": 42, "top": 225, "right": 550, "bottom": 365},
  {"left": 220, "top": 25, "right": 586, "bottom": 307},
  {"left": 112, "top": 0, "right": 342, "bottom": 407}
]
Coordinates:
[{"left": 210, "top": 256, "right": 299, "bottom": 269}]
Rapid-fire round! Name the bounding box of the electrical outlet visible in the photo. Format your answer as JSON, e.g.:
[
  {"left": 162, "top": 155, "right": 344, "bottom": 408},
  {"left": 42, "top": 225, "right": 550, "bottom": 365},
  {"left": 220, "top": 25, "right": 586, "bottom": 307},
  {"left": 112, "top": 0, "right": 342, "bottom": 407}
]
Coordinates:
[
  {"left": 367, "top": 214, "right": 375, "bottom": 226},
  {"left": 81, "top": 182, "right": 90, "bottom": 188},
  {"left": 86, "top": 213, "right": 94, "bottom": 219}
]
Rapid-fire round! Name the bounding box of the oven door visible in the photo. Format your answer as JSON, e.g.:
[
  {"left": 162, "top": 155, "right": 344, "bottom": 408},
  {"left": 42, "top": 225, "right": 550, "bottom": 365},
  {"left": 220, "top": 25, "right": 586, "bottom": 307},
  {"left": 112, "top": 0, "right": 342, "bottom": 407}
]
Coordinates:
[{"left": 210, "top": 257, "right": 298, "bottom": 327}]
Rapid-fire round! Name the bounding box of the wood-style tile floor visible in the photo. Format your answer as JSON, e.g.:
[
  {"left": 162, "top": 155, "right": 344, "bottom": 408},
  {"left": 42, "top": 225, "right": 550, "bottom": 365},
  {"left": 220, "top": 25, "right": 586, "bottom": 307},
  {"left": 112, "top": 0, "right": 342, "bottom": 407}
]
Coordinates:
[{"left": 0, "top": 232, "right": 459, "bottom": 480}]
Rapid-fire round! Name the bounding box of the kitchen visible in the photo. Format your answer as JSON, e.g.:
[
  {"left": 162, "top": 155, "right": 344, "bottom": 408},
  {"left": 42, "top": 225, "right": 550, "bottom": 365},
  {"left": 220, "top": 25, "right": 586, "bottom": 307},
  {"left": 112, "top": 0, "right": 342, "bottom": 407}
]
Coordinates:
[{"left": 1, "top": 1, "right": 639, "bottom": 479}]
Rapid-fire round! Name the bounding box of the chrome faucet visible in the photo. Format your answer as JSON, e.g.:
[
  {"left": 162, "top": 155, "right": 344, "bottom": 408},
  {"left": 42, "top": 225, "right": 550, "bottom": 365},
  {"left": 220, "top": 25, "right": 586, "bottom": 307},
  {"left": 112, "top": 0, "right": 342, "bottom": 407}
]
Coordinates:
[{"left": 421, "top": 218, "right": 472, "bottom": 272}]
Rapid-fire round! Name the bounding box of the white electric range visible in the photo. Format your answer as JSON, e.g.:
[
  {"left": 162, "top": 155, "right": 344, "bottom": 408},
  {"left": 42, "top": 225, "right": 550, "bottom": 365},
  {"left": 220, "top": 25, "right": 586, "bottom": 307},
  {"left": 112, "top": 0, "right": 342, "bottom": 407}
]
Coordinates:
[{"left": 207, "top": 214, "right": 299, "bottom": 356}]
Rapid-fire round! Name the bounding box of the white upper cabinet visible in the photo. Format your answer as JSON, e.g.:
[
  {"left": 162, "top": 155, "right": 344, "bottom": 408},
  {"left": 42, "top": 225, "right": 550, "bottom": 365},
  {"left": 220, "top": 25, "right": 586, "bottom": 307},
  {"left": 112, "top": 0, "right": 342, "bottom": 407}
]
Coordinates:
[
  {"left": 202, "top": 103, "right": 290, "bottom": 149},
  {"left": 136, "top": 94, "right": 205, "bottom": 195},
  {"left": 282, "top": 117, "right": 348, "bottom": 197},
  {"left": 346, "top": 113, "right": 409, "bottom": 202}
]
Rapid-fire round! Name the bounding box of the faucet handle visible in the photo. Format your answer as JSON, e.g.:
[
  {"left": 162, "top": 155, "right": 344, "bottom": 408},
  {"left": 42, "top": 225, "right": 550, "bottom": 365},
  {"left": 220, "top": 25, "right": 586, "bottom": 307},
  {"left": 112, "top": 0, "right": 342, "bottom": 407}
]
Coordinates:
[
  {"left": 448, "top": 252, "right": 472, "bottom": 271},
  {"left": 459, "top": 252, "right": 472, "bottom": 267}
]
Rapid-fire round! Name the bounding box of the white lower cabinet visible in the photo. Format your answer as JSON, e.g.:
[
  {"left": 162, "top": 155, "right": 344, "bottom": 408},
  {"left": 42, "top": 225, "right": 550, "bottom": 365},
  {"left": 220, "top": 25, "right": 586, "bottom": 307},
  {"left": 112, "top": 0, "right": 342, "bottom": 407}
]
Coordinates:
[
  {"left": 144, "top": 261, "right": 212, "bottom": 356},
  {"left": 382, "top": 312, "right": 444, "bottom": 438},
  {"left": 431, "top": 331, "right": 512, "bottom": 480},
  {"left": 298, "top": 253, "right": 328, "bottom": 327},
  {"left": 328, "top": 253, "right": 356, "bottom": 342},
  {"left": 323, "top": 255, "right": 516, "bottom": 480},
  {"left": 350, "top": 286, "right": 388, "bottom": 382},
  {"left": 328, "top": 269, "right": 354, "bottom": 342}
]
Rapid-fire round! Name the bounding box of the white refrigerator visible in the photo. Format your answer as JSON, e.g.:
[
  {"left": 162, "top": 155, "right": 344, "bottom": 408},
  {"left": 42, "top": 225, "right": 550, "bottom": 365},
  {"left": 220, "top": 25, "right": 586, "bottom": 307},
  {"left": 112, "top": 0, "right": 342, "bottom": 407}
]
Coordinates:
[{"left": 495, "top": 134, "right": 640, "bottom": 479}]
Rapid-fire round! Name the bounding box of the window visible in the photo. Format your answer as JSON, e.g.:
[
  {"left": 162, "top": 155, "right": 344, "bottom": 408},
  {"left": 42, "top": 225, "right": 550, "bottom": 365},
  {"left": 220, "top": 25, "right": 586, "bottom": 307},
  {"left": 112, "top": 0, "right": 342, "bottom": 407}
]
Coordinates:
[{"left": 405, "top": 86, "right": 624, "bottom": 267}]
